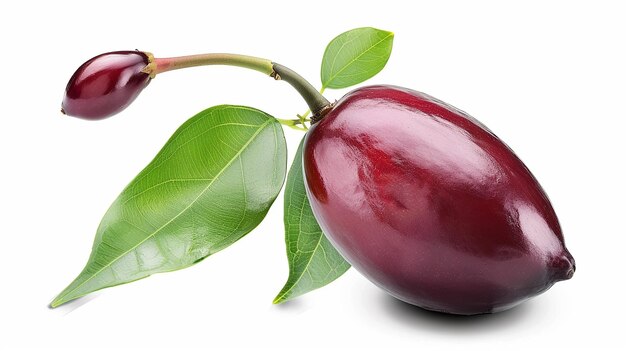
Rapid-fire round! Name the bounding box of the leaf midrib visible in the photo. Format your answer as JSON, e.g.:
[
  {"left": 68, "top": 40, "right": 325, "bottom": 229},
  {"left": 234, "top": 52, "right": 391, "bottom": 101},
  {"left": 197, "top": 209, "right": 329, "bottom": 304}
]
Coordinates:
[
  {"left": 276, "top": 224, "right": 324, "bottom": 302},
  {"left": 322, "top": 31, "right": 393, "bottom": 89},
  {"left": 56, "top": 118, "right": 273, "bottom": 304},
  {"left": 275, "top": 159, "right": 324, "bottom": 302}
]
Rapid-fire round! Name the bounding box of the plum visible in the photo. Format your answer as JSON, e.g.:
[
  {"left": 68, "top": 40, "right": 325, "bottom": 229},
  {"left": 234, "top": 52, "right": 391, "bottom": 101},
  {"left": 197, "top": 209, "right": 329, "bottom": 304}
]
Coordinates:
[
  {"left": 303, "top": 85, "right": 575, "bottom": 315},
  {"left": 62, "top": 51, "right": 152, "bottom": 120}
]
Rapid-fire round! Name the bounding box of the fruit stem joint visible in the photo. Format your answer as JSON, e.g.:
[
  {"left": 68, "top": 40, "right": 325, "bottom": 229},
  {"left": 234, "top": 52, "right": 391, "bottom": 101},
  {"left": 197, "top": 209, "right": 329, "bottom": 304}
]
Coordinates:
[
  {"left": 141, "top": 52, "right": 157, "bottom": 78},
  {"left": 271, "top": 63, "right": 331, "bottom": 120}
]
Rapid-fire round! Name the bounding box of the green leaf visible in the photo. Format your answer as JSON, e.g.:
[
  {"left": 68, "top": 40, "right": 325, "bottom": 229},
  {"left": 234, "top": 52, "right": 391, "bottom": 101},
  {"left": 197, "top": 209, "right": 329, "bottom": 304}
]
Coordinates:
[
  {"left": 321, "top": 27, "right": 394, "bottom": 89},
  {"left": 51, "top": 105, "right": 287, "bottom": 307},
  {"left": 273, "top": 138, "right": 350, "bottom": 304}
]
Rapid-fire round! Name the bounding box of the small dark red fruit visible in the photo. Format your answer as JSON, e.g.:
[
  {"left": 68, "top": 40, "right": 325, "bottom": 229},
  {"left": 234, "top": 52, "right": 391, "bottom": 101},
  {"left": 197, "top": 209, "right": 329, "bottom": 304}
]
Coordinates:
[
  {"left": 303, "top": 85, "right": 575, "bottom": 315},
  {"left": 62, "top": 51, "right": 152, "bottom": 120}
]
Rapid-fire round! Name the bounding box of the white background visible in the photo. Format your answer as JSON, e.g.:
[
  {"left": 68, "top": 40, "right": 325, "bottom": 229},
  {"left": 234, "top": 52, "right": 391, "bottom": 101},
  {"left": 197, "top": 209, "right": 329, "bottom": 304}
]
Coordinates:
[{"left": 1, "top": 1, "right": 624, "bottom": 350}]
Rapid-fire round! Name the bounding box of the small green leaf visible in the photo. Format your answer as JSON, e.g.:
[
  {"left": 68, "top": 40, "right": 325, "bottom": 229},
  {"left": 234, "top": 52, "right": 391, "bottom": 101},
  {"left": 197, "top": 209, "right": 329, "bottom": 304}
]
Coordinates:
[
  {"left": 51, "top": 105, "right": 287, "bottom": 307},
  {"left": 273, "top": 138, "right": 350, "bottom": 304},
  {"left": 321, "top": 27, "right": 394, "bottom": 89}
]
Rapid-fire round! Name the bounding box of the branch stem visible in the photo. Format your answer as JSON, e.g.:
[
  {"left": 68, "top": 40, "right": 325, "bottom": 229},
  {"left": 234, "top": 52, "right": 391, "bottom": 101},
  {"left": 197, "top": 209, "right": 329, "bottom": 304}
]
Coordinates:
[{"left": 149, "top": 53, "right": 331, "bottom": 118}]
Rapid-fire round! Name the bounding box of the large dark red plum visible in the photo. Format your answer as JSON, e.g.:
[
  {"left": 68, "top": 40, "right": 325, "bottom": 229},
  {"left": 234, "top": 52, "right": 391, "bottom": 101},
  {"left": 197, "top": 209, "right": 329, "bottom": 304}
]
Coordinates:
[{"left": 303, "top": 85, "right": 575, "bottom": 315}]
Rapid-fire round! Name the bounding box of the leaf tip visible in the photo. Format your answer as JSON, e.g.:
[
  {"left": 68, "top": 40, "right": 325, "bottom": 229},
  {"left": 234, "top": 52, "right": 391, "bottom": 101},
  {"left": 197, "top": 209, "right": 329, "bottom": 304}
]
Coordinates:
[
  {"left": 49, "top": 288, "right": 76, "bottom": 309},
  {"left": 272, "top": 295, "right": 285, "bottom": 305},
  {"left": 49, "top": 298, "right": 63, "bottom": 309},
  {"left": 49, "top": 284, "right": 76, "bottom": 309},
  {"left": 381, "top": 29, "right": 395, "bottom": 43}
]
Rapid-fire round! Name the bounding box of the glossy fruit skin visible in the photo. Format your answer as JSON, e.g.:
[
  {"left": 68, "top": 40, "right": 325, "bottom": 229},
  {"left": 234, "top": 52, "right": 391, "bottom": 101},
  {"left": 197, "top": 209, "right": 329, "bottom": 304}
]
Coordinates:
[
  {"left": 303, "top": 85, "right": 575, "bottom": 315},
  {"left": 62, "top": 51, "right": 151, "bottom": 120}
]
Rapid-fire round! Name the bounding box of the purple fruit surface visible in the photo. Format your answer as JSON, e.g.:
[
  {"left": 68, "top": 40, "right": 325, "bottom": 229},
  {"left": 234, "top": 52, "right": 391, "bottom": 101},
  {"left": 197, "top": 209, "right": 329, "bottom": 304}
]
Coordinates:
[
  {"left": 303, "top": 85, "right": 574, "bottom": 315},
  {"left": 62, "top": 51, "right": 151, "bottom": 120}
]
